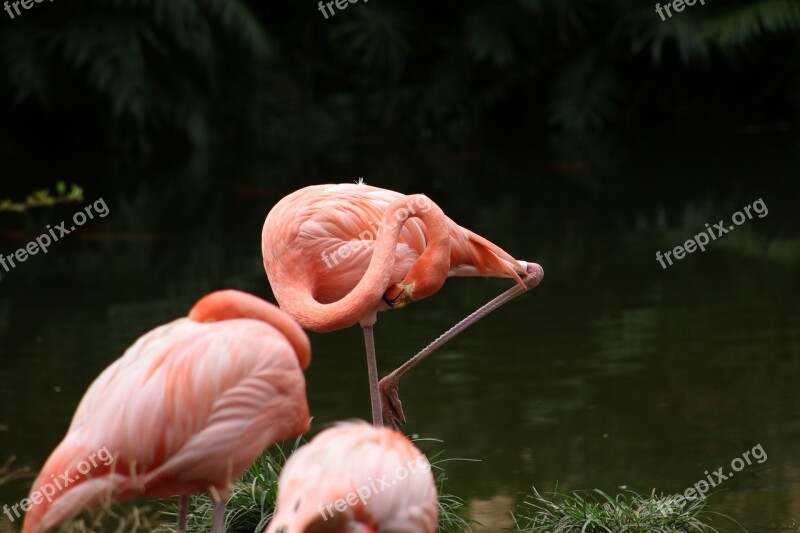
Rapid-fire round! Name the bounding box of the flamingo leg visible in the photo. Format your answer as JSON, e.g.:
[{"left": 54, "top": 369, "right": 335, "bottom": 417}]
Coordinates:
[
  {"left": 363, "top": 325, "right": 384, "bottom": 427},
  {"left": 177, "top": 495, "right": 189, "bottom": 533},
  {"left": 211, "top": 500, "right": 226, "bottom": 533},
  {"left": 380, "top": 264, "right": 543, "bottom": 427}
]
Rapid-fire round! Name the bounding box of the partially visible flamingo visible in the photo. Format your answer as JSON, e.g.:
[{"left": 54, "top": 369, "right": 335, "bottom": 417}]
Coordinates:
[
  {"left": 262, "top": 183, "right": 544, "bottom": 427},
  {"left": 22, "top": 290, "right": 312, "bottom": 533},
  {"left": 265, "top": 421, "right": 438, "bottom": 533}
]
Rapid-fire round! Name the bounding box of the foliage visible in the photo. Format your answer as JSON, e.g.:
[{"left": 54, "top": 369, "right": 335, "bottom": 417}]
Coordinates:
[
  {"left": 512, "top": 487, "right": 734, "bottom": 533},
  {"left": 160, "top": 440, "right": 293, "bottom": 533},
  {"left": 0, "top": 0, "right": 271, "bottom": 156},
  {"left": 157, "top": 437, "right": 472, "bottom": 532},
  {"left": 423, "top": 446, "right": 475, "bottom": 532},
  {"left": 44, "top": 436, "right": 471, "bottom": 532},
  {"left": 0, "top": 456, "right": 32, "bottom": 491},
  {"left": 53, "top": 504, "right": 165, "bottom": 533},
  {"left": 0, "top": 182, "right": 84, "bottom": 212},
  {"left": 0, "top": 0, "right": 798, "bottom": 156}
]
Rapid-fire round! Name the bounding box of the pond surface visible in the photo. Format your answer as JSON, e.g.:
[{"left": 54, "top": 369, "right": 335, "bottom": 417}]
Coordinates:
[{"left": 0, "top": 135, "right": 798, "bottom": 531}]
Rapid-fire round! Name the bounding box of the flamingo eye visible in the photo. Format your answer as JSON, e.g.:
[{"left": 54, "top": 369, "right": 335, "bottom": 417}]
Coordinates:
[{"left": 293, "top": 499, "right": 302, "bottom": 512}]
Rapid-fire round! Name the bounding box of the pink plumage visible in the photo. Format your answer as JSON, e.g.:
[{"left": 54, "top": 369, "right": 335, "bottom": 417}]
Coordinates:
[
  {"left": 266, "top": 421, "right": 438, "bottom": 533},
  {"left": 262, "top": 182, "right": 528, "bottom": 333},
  {"left": 22, "top": 290, "right": 312, "bottom": 533},
  {"left": 262, "top": 182, "right": 543, "bottom": 426}
]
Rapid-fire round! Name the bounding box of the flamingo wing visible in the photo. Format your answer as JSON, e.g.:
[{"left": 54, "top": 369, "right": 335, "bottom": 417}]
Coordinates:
[
  {"left": 24, "top": 318, "right": 309, "bottom": 532},
  {"left": 263, "top": 183, "right": 525, "bottom": 306}
]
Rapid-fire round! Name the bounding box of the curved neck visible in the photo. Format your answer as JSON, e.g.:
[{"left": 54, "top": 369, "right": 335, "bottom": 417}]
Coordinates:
[
  {"left": 189, "top": 290, "right": 311, "bottom": 369},
  {"left": 278, "top": 194, "right": 451, "bottom": 333}
]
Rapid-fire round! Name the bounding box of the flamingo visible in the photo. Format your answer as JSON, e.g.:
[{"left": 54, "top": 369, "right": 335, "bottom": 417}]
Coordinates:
[
  {"left": 265, "top": 421, "right": 438, "bottom": 533},
  {"left": 262, "top": 182, "right": 544, "bottom": 427},
  {"left": 22, "top": 290, "right": 312, "bottom": 533}
]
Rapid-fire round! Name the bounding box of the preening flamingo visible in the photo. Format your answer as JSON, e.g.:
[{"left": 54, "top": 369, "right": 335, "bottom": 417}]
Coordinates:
[
  {"left": 266, "top": 421, "right": 438, "bottom": 533},
  {"left": 262, "top": 183, "right": 544, "bottom": 427},
  {"left": 22, "top": 290, "right": 311, "bottom": 533}
]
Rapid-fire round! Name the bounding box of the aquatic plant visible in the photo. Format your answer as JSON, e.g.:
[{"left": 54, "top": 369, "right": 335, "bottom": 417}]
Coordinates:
[
  {"left": 512, "top": 487, "right": 733, "bottom": 533},
  {"left": 0, "top": 182, "right": 84, "bottom": 213}
]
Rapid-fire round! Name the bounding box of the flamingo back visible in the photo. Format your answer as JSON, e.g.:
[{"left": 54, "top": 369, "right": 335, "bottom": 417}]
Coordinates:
[
  {"left": 262, "top": 183, "right": 526, "bottom": 322},
  {"left": 23, "top": 308, "right": 310, "bottom": 533},
  {"left": 266, "top": 421, "right": 438, "bottom": 533}
]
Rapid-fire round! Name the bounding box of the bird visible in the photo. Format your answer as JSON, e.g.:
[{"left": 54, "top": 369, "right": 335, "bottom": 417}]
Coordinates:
[
  {"left": 265, "top": 421, "right": 438, "bottom": 533},
  {"left": 22, "top": 290, "right": 312, "bottom": 533},
  {"left": 262, "top": 182, "right": 544, "bottom": 427}
]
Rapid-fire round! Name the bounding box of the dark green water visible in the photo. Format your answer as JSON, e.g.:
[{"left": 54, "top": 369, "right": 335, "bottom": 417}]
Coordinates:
[{"left": 0, "top": 135, "right": 798, "bottom": 531}]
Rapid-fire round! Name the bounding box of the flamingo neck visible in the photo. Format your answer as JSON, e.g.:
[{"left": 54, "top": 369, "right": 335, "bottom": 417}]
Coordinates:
[
  {"left": 188, "top": 290, "right": 311, "bottom": 370},
  {"left": 274, "top": 194, "right": 451, "bottom": 333}
]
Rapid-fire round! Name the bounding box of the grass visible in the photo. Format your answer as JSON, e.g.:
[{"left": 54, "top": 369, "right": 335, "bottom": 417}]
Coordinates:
[
  {"left": 0, "top": 449, "right": 746, "bottom": 533},
  {"left": 0, "top": 431, "right": 472, "bottom": 532},
  {"left": 512, "top": 487, "right": 734, "bottom": 533},
  {"left": 0, "top": 455, "right": 159, "bottom": 533},
  {"left": 54, "top": 504, "right": 165, "bottom": 533},
  {"left": 160, "top": 439, "right": 295, "bottom": 532},
  {"left": 159, "top": 436, "right": 473, "bottom": 532},
  {"left": 0, "top": 457, "right": 32, "bottom": 490},
  {"left": 417, "top": 441, "right": 474, "bottom": 533}
]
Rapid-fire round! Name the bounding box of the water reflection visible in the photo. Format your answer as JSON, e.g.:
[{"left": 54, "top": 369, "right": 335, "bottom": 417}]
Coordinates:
[{"left": 0, "top": 139, "right": 798, "bottom": 531}]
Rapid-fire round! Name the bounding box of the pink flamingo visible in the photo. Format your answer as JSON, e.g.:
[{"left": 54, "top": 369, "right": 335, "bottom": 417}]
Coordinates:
[
  {"left": 262, "top": 183, "right": 544, "bottom": 427},
  {"left": 22, "top": 290, "right": 312, "bottom": 533},
  {"left": 266, "top": 421, "right": 438, "bottom": 533}
]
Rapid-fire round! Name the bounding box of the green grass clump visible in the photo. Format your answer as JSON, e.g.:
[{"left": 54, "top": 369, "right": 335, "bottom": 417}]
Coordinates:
[
  {"left": 162, "top": 437, "right": 472, "bottom": 532},
  {"left": 426, "top": 453, "right": 473, "bottom": 532},
  {"left": 9, "top": 433, "right": 470, "bottom": 532},
  {"left": 0, "top": 456, "right": 32, "bottom": 489},
  {"left": 0, "top": 182, "right": 84, "bottom": 213},
  {"left": 512, "top": 487, "right": 729, "bottom": 533},
  {"left": 54, "top": 504, "right": 165, "bottom": 532},
  {"left": 162, "top": 440, "right": 292, "bottom": 533}
]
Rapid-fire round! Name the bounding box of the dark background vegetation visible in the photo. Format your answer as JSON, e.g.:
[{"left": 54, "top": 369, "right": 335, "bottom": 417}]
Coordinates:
[{"left": 0, "top": 0, "right": 799, "bottom": 161}]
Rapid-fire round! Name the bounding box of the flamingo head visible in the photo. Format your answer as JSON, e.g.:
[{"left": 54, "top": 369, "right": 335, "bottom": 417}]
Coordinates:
[{"left": 382, "top": 282, "right": 416, "bottom": 309}]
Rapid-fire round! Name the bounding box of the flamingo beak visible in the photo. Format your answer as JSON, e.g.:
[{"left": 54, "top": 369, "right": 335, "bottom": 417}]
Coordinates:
[
  {"left": 524, "top": 262, "right": 544, "bottom": 289},
  {"left": 383, "top": 282, "right": 416, "bottom": 308}
]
